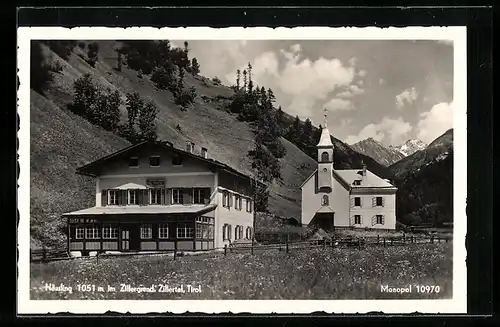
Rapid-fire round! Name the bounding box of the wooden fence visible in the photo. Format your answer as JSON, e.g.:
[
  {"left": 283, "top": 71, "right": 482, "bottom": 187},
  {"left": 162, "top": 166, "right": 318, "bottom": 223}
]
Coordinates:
[
  {"left": 223, "top": 234, "right": 453, "bottom": 255},
  {"left": 30, "top": 234, "right": 452, "bottom": 263}
]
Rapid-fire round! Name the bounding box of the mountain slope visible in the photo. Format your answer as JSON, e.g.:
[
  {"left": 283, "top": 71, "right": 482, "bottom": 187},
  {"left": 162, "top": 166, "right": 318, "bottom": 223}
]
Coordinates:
[
  {"left": 30, "top": 41, "right": 319, "bottom": 247},
  {"left": 390, "top": 129, "right": 454, "bottom": 226},
  {"left": 350, "top": 137, "right": 405, "bottom": 166},
  {"left": 392, "top": 139, "right": 427, "bottom": 157},
  {"left": 395, "top": 150, "right": 453, "bottom": 226},
  {"left": 31, "top": 40, "right": 393, "bottom": 247},
  {"left": 389, "top": 130, "right": 453, "bottom": 180},
  {"left": 428, "top": 128, "right": 453, "bottom": 149}
]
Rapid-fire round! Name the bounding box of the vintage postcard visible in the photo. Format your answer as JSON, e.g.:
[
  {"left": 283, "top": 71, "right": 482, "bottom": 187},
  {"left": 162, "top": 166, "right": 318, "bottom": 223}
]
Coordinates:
[{"left": 17, "top": 26, "right": 467, "bottom": 314}]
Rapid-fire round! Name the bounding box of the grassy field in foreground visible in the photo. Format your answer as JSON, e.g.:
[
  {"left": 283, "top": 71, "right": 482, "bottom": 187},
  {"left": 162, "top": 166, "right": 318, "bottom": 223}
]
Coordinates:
[{"left": 30, "top": 243, "right": 452, "bottom": 300}]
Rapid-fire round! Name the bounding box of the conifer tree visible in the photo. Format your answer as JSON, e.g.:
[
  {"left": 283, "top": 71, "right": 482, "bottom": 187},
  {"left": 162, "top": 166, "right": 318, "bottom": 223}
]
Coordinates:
[
  {"left": 117, "top": 53, "right": 122, "bottom": 71},
  {"left": 137, "top": 98, "right": 159, "bottom": 141},
  {"left": 126, "top": 92, "right": 143, "bottom": 131},
  {"left": 190, "top": 57, "right": 200, "bottom": 75},
  {"left": 301, "top": 118, "right": 314, "bottom": 155},
  {"left": 247, "top": 62, "right": 254, "bottom": 93},
  {"left": 242, "top": 69, "right": 247, "bottom": 91},
  {"left": 286, "top": 115, "right": 302, "bottom": 145},
  {"left": 236, "top": 69, "right": 241, "bottom": 91}
]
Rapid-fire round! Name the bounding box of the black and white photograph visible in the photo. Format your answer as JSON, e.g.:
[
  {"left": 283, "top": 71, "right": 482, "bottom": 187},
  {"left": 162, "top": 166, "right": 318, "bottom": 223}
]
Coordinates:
[{"left": 17, "top": 26, "right": 467, "bottom": 314}]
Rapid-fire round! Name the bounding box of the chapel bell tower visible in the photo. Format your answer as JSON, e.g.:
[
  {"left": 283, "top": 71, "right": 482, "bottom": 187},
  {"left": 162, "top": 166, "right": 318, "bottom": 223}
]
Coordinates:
[{"left": 317, "top": 108, "right": 334, "bottom": 191}]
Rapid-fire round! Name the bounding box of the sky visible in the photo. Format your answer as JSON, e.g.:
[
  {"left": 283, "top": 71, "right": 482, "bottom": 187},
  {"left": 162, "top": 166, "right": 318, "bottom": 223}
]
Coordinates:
[{"left": 183, "top": 39, "right": 454, "bottom": 146}]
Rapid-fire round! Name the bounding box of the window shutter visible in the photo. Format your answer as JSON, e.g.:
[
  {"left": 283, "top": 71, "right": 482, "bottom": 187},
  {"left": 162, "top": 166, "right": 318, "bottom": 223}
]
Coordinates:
[
  {"left": 119, "top": 190, "right": 127, "bottom": 206},
  {"left": 360, "top": 215, "right": 363, "bottom": 225},
  {"left": 203, "top": 188, "right": 210, "bottom": 204},
  {"left": 183, "top": 188, "right": 192, "bottom": 204},
  {"left": 101, "top": 189, "right": 107, "bottom": 207},
  {"left": 229, "top": 194, "right": 233, "bottom": 208},
  {"left": 160, "top": 188, "right": 165, "bottom": 205},
  {"left": 142, "top": 189, "right": 149, "bottom": 205},
  {"left": 360, "top": 197, "right": 363, "bottom": 208},
  {"left": 382, "top": 197, "right": 385, "bottom": 207},
  {"left": 372, "top": 197, "right": 376, "bottom": 207},
  {"left": 350, "top": 198, "right": 354, "bottom": 208},
  {"left": 350, "top": 215, "right": 354, "bottom": 226},
  {"left": 166, "top": 189, "right": 172, "bottom": 205},
  {"left": 372, "top": 215, "right": 376, "bottom": 226},
  {"left": 382, "top": 215, "right": 385, "bottom": 225},
  {"left": 228, "top": 225, "right": 232, "bottom": 239}
]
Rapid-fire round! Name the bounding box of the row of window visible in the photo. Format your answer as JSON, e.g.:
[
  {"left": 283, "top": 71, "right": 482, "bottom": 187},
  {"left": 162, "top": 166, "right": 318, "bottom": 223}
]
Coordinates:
[
  {"left": 129, "top": 155, "right": 182, "bottom": 168},
  {"left": 75, "top": 225, "right": 119, "bottom": 240},
  {"left": 351, "top": 196, "right": 385, "bottom": 208},
  {"left": 222, "top": 191, "right": 252, "bottom": 213},
  {"left": 107, "top": 188, "right": 210, "bottom": 205},
  {"left": 351, "top": 214, "right": 385, "bottom": 225},
  {"left": 320, "top": 196, "right": 386, "bottom": 208},
  {"left": 73, "top": 223, "right": 215, "bottom": 240},
  {"left": 222, "top": 224, "right": 253, "bottom": 241}
]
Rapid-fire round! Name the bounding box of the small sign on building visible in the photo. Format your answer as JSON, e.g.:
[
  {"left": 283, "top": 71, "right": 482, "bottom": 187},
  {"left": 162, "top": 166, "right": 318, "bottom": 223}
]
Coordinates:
[{"left": 146, "top": 179, "right": 166, "bottom": 188}]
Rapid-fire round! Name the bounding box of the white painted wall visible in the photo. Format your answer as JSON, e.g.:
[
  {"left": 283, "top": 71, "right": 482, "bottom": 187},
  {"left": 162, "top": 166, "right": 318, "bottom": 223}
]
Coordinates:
[
  {"left": 301, "top": 173, "right": 350, "bottom": 226},
  {"left": 213, "top": 190, "right": 253, "bottom": 249},
  {"left": 301, "top": 173, "right": 396, "bottom": 229},
  {"left": 350, "top": 193, "right": 396, "bottom": 229},
  {"left": 97, "top": 174, "right": 215, "bottom": 205}
]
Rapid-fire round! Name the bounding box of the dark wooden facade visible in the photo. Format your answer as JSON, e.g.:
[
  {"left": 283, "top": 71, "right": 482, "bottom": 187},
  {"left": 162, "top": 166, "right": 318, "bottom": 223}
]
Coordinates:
[{"left": 67, "top": 214, "right": 215, "bottom": 254}]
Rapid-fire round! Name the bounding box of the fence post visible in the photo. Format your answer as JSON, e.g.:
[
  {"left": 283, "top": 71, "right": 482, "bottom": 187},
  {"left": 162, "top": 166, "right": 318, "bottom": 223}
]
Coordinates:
[
  {"left": 323, "top": 239, "right": 326, "bottom": 250},
  {"left": 383, "top": 238, "right": 386, "bottom": 247},
  {"left": 286, "top": 237, "right": 289, "bottom": 253},
  {"left": 42, "top": 247, "right": 47, "bottom": 262},
  {"left": 331, "top": 237, "right": 335, "bottom": 248},
  {"left": 391, "top": 238, "right": 393, "bottom": 246},
  {"left": 251, "top": 239, "right": 254, "bottom": 255},
  {"left": 377, "top": 234, "right": 380, "bottom": 244},
  {"left": 174, "top": 242, "right": 178, "bottom": 260},
  {"left": 358, "top": 238, "right": 361, "bottom": 250},
  {"left": 430, "top": 236, "right": 434, "bottom": 244},
  {"left": 224, "top": 244, "right": 227, "bottom": 256},
  {"left": 403, "top": 233, "right": 406, "bottom": 244},
  {"left": 96, "top": 252, "right": 99, "bottom": 264},
  {"left": 411, "top": 235, "right": 414, "bottom": 244}
]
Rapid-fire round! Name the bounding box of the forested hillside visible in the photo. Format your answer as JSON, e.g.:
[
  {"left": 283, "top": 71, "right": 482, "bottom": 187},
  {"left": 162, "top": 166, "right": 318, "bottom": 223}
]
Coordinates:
[{"left": 30, "top": 40, "right": 392, "bottom": 248}]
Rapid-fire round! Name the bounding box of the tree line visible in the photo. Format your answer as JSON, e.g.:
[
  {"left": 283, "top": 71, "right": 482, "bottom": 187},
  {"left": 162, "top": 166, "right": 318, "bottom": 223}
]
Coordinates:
[
  {"left": 116, "top": 40, "right": 199, "bottom": 110},
  {"left": 68, "top": 73, "right": 159, "bottom": 143}
]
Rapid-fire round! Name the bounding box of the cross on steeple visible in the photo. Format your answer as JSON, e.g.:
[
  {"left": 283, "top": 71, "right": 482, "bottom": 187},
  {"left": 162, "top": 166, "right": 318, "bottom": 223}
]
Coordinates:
[{"left": 323, "top": 108, "right": 328, "bottom": 128}]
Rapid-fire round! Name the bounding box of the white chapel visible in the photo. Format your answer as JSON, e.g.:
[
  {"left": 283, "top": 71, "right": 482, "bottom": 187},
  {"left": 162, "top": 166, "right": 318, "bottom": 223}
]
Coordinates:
[{"left": 299, "top": 109, "right": 397, "bottom": 230}]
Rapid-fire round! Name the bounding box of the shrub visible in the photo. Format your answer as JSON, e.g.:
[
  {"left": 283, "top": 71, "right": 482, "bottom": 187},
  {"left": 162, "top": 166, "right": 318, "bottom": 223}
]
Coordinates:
[{"left": 212, "top": 76, "right": 222, "bottom": 85}]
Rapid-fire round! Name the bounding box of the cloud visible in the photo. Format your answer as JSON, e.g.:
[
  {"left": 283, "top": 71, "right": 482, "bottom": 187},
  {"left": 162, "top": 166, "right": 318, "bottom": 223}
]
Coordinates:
[
  {"left": 336, "top": 84, "right": 365, "bottom": 98},
  {"left": 357, "top": 80, "right": 364, "bottom": 86},
  {"left": 323, "top": 98, "right": 355, "bottom": 111},
  {"left": 349, "top": 57, "right": 358, "bottom": 66},
  {"left": 379, "top": 78, "right": 385, "bottom": 85},
  {"left": 416, "top": 101, "right": 453, "bottom": 143},
  {"left": 395, "top": 87, "right": 419, "bottom": 110},
  {"left": 358, "top": 69, "right": 367, "bottom": 77},
  {"left": 275, "top": 48, "right": 356, "bottom": 115},
  {"left": 344, "top": 116, "right": 412, "bottom": 145},
  {"left": 290, "top": 43, "right": 302, "bottom": 53}
]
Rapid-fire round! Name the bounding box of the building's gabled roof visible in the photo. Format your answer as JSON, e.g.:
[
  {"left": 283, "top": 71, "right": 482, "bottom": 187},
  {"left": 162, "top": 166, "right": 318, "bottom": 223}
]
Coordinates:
[
  {"left": 335, "top": 169, "right": 396, "bottom": 188},
  {"left": 63, "top": 204, "right": 217, "bottom": 216},
  {"left": 300, "top": 168, "right": 397, "bottom": 190},
  {"left": 76, "top": 140, "right": 265, "bottom": 187}
]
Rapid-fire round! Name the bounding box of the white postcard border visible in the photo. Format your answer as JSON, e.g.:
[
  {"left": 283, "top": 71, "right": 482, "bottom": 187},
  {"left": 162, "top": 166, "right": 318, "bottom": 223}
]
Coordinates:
[{"left": 17, "top": 26, "right": 467, "bottom": 314}]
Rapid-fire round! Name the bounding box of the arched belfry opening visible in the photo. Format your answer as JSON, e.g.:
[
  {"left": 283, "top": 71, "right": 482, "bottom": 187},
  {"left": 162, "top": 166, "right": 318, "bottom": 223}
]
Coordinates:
[{"left": 321, "top": 151, "right": 329, "bottom": 162}]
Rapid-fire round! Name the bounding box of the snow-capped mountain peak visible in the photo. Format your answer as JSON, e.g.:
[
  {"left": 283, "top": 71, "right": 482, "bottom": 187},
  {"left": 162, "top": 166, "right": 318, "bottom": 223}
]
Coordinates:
[{"left": 393, "top": 139, "right": 427, "bottom": 156}]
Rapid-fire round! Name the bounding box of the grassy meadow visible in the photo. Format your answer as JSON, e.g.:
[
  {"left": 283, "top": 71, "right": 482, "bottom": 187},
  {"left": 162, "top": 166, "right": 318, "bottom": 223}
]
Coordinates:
[{"left": 30, "top": 242, "right": 452, "bottom": 300}]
